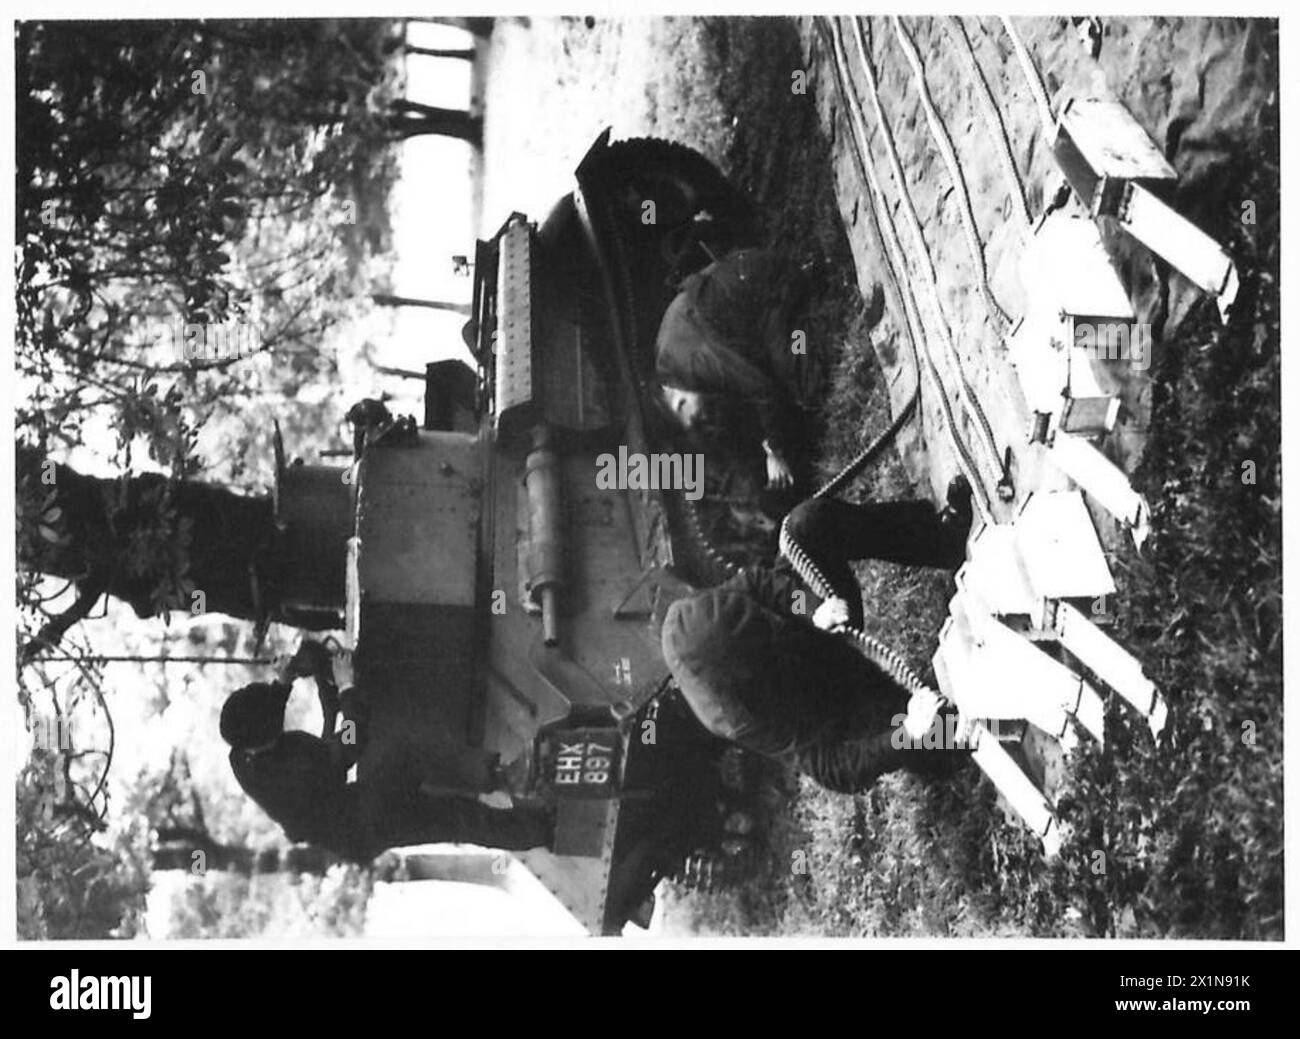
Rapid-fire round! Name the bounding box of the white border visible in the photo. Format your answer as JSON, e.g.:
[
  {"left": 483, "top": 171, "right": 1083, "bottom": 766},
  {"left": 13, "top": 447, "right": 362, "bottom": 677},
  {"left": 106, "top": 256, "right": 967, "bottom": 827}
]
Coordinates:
[{"left": 2, "top": 3, "right": 1293, "bottom": 951}]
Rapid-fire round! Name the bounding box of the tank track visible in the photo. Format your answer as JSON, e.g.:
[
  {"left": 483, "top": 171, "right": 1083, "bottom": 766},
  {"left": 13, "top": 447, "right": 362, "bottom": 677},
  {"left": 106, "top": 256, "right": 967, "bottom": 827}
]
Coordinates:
[{"left": 583, "top": 135, "right": 763, "bottom": 589}]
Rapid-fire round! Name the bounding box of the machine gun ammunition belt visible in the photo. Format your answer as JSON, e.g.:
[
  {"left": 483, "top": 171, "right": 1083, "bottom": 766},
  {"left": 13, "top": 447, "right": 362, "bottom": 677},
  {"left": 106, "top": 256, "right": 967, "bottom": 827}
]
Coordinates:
[{"left": 778, "top": 513, "right": 935, "bottom": 699}]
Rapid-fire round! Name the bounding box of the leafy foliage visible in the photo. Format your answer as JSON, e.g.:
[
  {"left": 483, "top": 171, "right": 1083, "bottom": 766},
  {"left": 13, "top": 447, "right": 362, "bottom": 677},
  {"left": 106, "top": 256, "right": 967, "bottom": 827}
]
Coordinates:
[
  {"left": 164, "top": 865, "right": 374, "bottom": 939},
  {"left": 15, "top": 17, "right": 403, "bottom": 646},
  {"left": 17, "top": 19, "right": 400, "bottom": 479},
  {"left": 17, "top": 756, "right": 149, "bottom": 940}
]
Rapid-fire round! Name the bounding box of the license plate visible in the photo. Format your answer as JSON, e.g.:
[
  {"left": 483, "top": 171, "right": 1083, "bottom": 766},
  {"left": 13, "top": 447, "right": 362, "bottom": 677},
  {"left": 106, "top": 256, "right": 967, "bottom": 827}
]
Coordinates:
[{"left": 547, "top": 727, "right": 622, "bottom": 798}]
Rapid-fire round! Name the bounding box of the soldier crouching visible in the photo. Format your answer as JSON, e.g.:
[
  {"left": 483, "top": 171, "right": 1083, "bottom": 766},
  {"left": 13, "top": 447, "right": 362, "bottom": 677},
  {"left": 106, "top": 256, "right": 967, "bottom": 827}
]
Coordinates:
[{"left": 661, "top": 485, "right": 974, "bottom": 793}]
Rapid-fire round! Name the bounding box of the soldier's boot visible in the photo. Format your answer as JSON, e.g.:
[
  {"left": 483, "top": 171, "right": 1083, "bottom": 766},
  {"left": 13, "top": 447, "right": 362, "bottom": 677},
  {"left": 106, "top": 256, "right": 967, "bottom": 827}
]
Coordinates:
[
  {"left": 937, "top": 474, "right": 976, "bottom": 564},
  {"left": 798, "top": 715, "right": 971, "bottom": 795}
]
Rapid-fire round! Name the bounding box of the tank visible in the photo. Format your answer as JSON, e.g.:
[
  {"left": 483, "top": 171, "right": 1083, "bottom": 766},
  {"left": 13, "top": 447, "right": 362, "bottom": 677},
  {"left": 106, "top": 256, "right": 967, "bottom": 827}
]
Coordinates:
[{"left": 332, "top": 130, "right": 765, "bottom": 933}]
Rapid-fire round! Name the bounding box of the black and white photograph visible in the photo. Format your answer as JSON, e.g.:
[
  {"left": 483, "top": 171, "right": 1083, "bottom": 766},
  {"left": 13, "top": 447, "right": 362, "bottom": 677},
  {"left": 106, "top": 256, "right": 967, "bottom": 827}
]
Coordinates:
[{"left": 8, "top": 5, "right": 1286, "bottom": 956}]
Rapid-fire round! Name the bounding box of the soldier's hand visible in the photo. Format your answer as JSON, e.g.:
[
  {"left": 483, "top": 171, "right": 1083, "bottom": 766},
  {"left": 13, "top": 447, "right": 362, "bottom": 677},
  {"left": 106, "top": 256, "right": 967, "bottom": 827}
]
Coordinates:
[
  {"left": 764, "top": 450, "right": 795, "bottom": 490},
  {"left": 290, "top": 640, "right": 329, "bottom": 677},
  {"left": 270, "top": 653, "right": 296, "bottom": 684},
  {"left": 812, "top": 597, "right": 851, "bottom": 632},
  {"left": 331, "top": 646, "right": 356, "bottom": 689}
]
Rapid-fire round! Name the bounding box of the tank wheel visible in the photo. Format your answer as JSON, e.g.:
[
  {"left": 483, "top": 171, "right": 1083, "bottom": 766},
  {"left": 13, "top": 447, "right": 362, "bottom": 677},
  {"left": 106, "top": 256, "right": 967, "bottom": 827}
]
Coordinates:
[
  {"left": 595, "top": 136, "right": 760, "bottom": 238},
  {"left": 673, "top": 839, "right": 761, "bottom": 893}
]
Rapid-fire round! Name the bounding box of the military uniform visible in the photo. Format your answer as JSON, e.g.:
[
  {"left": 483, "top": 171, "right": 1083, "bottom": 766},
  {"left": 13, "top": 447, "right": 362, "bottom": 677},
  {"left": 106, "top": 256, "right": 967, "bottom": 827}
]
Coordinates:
[
  {"left": 660, "top": 496, "right": 969, "bottom": 793},
  {"left": 780, "top": 496, "right": 969, "bottom": 630},
  {"left": 229, "top": 666, "right": 551, "bottom": 861},
  {"left": 654, "top": 248, "right": 813, "bottom": 458}
]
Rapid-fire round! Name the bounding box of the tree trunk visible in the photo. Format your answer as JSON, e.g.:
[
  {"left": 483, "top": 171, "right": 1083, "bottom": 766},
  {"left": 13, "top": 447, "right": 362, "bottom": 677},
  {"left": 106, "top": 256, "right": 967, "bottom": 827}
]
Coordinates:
[
  {"left": 153, "top": 829, "right": 342, "bottom": 875},
  {"left": 405, "top": 46, "right": 475, "bottom": 61},
  {"left": 17, "top": 447, "right": 335, "bottom": 654},
  {"left": 153, "top": 842, "right": 255, "bottom": 874},
  {"left": 386, "top": 100, "right": 482, "bottom": 145},
  {"left": 417, "top": 17, "right": 494, "bottom": 39},
  {"left": 389, "top": 115, "right": 482, "bottom": 145},
  {"left": 371, "top": 293, "right": 471, "bottom": 316}
]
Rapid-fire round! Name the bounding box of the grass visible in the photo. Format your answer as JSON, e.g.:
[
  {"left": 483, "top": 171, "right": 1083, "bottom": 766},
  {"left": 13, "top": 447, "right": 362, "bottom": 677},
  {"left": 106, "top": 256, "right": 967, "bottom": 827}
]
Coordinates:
[{"left": 659, "top": 17, "right": 1282, "bottom": 939}]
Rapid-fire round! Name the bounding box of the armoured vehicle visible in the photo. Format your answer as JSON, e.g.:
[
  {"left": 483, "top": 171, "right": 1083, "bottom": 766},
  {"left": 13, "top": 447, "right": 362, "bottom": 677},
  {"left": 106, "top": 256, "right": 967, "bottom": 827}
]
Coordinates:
[{"left": 273, "top": 130, "right": 772, "bottom": 933}]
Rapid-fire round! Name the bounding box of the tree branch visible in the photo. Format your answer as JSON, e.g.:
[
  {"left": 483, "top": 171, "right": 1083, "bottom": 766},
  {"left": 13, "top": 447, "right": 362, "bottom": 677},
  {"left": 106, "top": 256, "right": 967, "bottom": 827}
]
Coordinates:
[{"left": 19, "top": 580, "right": 109, "bottom": 667}]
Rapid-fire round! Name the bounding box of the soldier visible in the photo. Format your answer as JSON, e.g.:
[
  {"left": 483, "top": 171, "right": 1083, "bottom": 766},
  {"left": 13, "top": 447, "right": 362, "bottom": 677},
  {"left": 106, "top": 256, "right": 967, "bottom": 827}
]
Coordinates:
[
  {"left": 660, "top": 480, "right": 974, "bottom": 793},
  {"left": 220, "top": 640, "right": 550, "bottom": 860},
  {"left": 653, "top": 247, "right": 821, "bottom": 495}
]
